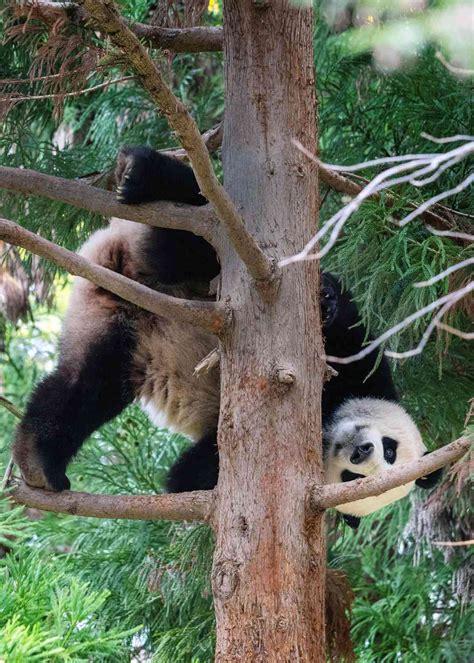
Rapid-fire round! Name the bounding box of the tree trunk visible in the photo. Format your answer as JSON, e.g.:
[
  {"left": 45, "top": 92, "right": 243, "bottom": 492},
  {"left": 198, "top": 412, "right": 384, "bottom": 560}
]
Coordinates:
[{"left": 212, "top": 2, "right": 325, "bottom": 661}]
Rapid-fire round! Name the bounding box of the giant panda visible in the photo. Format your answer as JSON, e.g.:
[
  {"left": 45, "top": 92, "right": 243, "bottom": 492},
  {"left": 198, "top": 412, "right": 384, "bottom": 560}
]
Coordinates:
[{"left": 12, "top": 146, "right": 441, "bottom": 528}]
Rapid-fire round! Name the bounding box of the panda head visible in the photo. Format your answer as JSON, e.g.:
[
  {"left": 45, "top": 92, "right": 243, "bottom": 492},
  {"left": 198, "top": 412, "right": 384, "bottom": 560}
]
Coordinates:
[{"left": 324, "top": 398, "right": 442, "bottom": 528}]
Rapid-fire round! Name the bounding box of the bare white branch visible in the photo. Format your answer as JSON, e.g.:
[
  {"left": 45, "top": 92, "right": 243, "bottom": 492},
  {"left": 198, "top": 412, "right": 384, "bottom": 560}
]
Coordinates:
[
  {"left": 414, "top": 257, "right": 474, "bottom": 288},
  {"left": 435, "top": 321, "right": 474, "bottom": 340},
  {"left": 398, "top": 173, "right": 474, "bottom": 227},
  {"left": 426, "top": 226, "right": 474, "bottom": 242},
  {"left": 421, "top": 132, "right": 474, "bottom": 144},
  {"left": 325, "top": 282, "right": 474, "bottom": 365},
  {"left": 280, "top": 140, "right": 474, "bottom": 267}
]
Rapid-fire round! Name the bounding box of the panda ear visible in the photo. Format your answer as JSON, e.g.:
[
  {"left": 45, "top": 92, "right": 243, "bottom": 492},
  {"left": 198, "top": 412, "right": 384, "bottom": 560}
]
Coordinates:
[
  {"left": 415, "top": 451, "right": 443, "bottom": 489},
  {"left": 342, "top": 514, "right": 361, "bottom": 529}
]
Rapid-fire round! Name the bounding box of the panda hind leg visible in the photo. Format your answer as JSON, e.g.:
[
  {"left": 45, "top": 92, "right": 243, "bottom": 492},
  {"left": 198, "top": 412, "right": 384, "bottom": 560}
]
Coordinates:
[
  {"left": 165, "top": 430, "right": 219, "bottom": 493},
  {"left": 13, "top": 314, "right": 137, "bottom": 491}
]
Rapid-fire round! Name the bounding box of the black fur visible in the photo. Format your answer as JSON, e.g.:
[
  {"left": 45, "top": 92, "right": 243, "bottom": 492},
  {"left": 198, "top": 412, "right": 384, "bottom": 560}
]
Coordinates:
[
  {"left": 119, "top": 146, "right": 220, "bottom": 288},
  {"left": 166, "top": 431, "right": 219, "bottom": 493},
  {"left": 15, "top": 315, "right": 136, "bottom": 491}
]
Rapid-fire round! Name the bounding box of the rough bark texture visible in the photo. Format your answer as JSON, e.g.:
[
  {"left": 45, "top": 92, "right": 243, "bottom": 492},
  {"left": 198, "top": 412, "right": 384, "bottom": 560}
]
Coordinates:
[
  {"left": 212, "top": 3, "right": 325, "bottom": 661},
  {"left": 11, "top": 481, "right": 213, "bottom": 522}
]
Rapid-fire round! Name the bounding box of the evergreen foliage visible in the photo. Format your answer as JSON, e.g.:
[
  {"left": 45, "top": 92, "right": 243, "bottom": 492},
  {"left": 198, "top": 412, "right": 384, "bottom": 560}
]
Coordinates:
[{"left": 0, "top": 2, "right": 472, "bottom": 661}]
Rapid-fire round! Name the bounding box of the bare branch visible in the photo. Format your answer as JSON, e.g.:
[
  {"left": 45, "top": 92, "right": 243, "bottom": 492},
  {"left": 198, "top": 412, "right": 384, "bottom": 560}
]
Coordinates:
[
  {"left": 9, "top": 481, "right": 214, "bottom": 522},
  {"left": 435, "top": 321, "right": 474, "bottom": 340},
  {"left": 398, "top": 173, "right": 474, "bottom": 227},
  {"left": 313, "top": 436, "right": 472, "bottom": 510},
  {"left": 435, "top": 51, "right": 474, "bottom": 77},
  {"left": 161, "top": 122, "right": 224, "bottom": 161},
  {"left": 14, "top": 1, "right": 223, "bottom": 53},
  {"left": 77, "top": 0, "right": 274, "bottom": 284},
  {"left": 0, "top": 218, "right": 228, "bottom": 335},
  {"left": 0, "top": 166, "right": 219, "bottom": 247},
  {"left": 1, "top": 75, "right": 135, "bottom": 104},
  {"left": 414, "top": 257, "right": 474, "bottom": 288},
  {"left": 433, "top": 539, "right": 474, "bottom": 547},
  {"left": 325, "top": 282, "right": 473, "bottom": 364},
  {"left": 281, "top": 140, "right": 474, "bottom": 267},
  {"left": 426, "top": 225, "right": 474, "bottom": 242}
]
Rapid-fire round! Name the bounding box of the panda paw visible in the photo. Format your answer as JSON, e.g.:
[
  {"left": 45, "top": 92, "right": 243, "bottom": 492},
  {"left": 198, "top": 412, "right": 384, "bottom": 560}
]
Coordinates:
[
  {"left": 13, "top": 428, "right": 71, "bottom": 492},
  {"left": 115, "top": 146, "right": 158, "bottom": 205}
]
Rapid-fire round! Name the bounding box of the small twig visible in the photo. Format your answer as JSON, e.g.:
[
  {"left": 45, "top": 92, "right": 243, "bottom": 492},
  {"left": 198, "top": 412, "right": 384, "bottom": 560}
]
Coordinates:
[
  {"left": 1, "top": 458, "right": 15, "bottom": 493},
  {"left": 435, "top": 321, "right": 474, "bottom": 340},
  {"left": 2, "top": 76, "right": 135, "bottom": 104},
  {"left": 0, "top": 395, "right": 23, "bottom": 419},
  {"left": 426, "top": 226, "right": 474, "bottom": 242},
  {"left": 435, "top": 52, "right": 474, "bottom": 77},
  {"left": 313, "top": 436, "right": 472, "bottom": 510},
  {"left": 194, "top": 348, "right": 220, "bottom": 376},
  {"left": 77, "top": 0, "right": 274, "bottom": 285},
  {"left": 433, "top": 539, "right": 474, "bottom": 547},
  {"left": 398, "top": 173, "right": 474, "bottom": 227},
  {"left": 414, "top": 257, "right": 474, "bottom": 288},
  {"left": 0, "top": 217, "right": 228, "bottom": 335},
  {"left": 10, "top": 481, "right": 214, "bottom": 522}
]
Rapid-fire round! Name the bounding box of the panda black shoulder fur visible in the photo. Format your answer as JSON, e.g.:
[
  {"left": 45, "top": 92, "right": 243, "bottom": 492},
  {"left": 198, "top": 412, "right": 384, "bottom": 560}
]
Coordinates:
[{"left": 12, "top": 146, "right": 441, "bottom": 528}]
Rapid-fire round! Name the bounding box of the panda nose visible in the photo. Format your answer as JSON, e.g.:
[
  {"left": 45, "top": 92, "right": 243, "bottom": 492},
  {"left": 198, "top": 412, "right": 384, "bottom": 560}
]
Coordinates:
[{"left": 350, "top": 442, "right": 374, "bottom": 465}]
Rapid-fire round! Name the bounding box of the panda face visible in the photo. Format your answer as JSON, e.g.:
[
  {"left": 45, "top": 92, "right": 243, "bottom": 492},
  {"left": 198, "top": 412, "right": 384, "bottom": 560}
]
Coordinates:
[{"left": 324, "top": 398, "right": 427, "bottom": 517}]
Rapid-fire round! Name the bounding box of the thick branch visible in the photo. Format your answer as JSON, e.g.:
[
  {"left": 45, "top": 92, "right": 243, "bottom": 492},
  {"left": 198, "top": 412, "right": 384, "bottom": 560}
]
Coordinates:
[
  {"left": 0, "top": 166, "right": 219, "bottom": 247},
  {"left": 313, "top": 436, "right": 472, "bottom": 510},
  {"left": 0, "top": 218, "right": 228, "bottom": 335},
  {"left": 17, "top": 1, "right": 223, "bottom": 52},
  {"left": 10, "top": 481, "right": 213, "bottom": 522},
  {"left": 131, "top": 24, "right": 223, "bottom": 53},
  {"left": 78, "top": 0, "right": 274, "bottom": 284}
]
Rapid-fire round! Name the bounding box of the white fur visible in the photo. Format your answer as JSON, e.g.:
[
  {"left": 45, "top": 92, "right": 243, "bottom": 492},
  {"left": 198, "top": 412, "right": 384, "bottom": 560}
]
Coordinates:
[{"left": 324, "top": 398, "right": 426, "bottom": 517}]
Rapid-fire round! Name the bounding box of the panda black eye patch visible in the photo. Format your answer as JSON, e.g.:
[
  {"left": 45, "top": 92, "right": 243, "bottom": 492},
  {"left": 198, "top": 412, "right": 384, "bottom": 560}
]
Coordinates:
[{"left": 382, "top": 436, "right": 398, "bottom": 464}]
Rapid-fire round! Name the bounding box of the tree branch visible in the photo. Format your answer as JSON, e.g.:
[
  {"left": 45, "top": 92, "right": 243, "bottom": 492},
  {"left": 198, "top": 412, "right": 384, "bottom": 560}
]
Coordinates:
[
  {"left": 0, "top": 165, "right": 219, "bottom": 247},
  {"left": 77, "top": 0, "right": 274, "bottom": 284},
  {"left": 10, "top": 481, "right": 214, "bottom": 522},
  {"left": 14, "top": 1, "right": 223, "bottom": 52},
  {"left": 0, "top": 218, "right": 228, "bottom": 335},
  {"left": 312, "top": 436, "right": 472, "bottom": 510},
  {"left": 131, "top": 24, "right": 223, "bottom": 53},
  {"left": 303, "top": 143, "right": 466, "bottom": 235}
]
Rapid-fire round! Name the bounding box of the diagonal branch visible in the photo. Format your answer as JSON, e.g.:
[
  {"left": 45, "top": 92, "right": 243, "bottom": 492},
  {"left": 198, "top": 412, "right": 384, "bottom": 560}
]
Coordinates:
[
  {"left": 9, "top": 481, "right": 214, "bottom": 522},
  {"left": 312, "top": 436, "right": 472, "bottom": 510},
  {"left": 0, "top": 166, "right": 219, "bottom": 247},
  {"left": 0, "top": 218, "right": 228, "bottom": 336},
  {"left": 77, "top": 0, "right": 274, "bottom": 284}
]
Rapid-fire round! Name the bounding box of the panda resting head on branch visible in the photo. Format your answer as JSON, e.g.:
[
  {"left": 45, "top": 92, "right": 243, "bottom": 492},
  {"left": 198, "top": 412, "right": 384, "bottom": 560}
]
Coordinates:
[{"left": 12, "top": 146, "right": 442, "bottom": 528}]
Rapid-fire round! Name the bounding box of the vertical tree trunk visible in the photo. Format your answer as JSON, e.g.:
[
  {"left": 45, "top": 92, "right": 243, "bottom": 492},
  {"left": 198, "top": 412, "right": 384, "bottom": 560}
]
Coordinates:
[{"left": 212, "top": 2, "right": 325, "bottom": 661}]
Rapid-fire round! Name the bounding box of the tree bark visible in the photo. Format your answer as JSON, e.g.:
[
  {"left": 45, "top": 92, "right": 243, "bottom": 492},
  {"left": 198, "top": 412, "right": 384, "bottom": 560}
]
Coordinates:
[{"left": 212, "top": 3, "right": 325, "bottom": 661}]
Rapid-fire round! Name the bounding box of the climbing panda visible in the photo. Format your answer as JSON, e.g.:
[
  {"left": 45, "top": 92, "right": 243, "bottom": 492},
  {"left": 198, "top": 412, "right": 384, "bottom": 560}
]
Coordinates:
[{"left": 12, "top": 146, "right": 441, "bottom": 527}]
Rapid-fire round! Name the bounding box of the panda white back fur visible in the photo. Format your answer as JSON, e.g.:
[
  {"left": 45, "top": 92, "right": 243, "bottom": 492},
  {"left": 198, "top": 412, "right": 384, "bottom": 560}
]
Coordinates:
[{"left": 324, "top": 398, "right": 426, "bottom": 517}]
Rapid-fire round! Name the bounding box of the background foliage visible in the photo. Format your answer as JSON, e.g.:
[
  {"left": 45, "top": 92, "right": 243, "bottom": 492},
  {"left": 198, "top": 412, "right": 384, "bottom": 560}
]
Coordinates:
[{"left": 0, "top": 1, "right": 472, "bottom": 661}]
